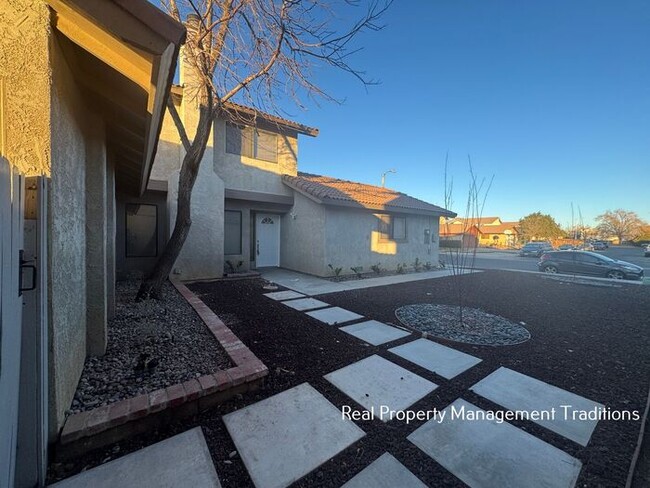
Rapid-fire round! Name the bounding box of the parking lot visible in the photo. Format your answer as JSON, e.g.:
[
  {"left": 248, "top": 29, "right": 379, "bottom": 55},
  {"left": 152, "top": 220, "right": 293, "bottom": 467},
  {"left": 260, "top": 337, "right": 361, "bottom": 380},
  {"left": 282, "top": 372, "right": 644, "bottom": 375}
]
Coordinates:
[{"left": 439, "top": 245, "right": 650, "bottom": 283}]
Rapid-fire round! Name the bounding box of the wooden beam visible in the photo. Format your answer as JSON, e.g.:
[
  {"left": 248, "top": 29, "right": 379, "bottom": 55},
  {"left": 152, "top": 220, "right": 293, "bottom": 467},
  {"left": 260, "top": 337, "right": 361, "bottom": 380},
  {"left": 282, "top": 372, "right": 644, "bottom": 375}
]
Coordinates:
[{"left": 49, "top": 0, "right": 153, "bottom": 90}]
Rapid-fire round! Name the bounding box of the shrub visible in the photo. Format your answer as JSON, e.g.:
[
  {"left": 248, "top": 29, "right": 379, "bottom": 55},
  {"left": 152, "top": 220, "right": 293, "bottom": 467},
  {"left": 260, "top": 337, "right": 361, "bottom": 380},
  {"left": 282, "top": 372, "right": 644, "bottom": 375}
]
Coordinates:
[
  {"left": 350, "top": 266, "right": 364, "bottom": 278},
  {"left": 370, "top": 263, "right": 382, "bottom": 275},
  {"left": 412, "top": 257, "right": 422, "bottom": 272},
  {"left": 328, "top": 264, "right": 343, "bottom": 277}
]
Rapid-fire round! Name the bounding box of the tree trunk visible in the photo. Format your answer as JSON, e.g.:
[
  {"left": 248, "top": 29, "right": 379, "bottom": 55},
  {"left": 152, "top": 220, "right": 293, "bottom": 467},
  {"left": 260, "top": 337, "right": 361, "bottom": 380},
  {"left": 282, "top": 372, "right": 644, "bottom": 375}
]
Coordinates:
[{"left": 136, "top": 103, "right": 213, "bottom": 301}]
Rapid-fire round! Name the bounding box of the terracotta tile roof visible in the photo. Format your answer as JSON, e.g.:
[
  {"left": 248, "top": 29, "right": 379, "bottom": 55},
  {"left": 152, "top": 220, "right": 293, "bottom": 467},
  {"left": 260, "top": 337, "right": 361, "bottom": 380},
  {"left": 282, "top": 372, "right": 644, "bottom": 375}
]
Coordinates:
[
  {"left": 282, "top": 172, "right": 455, "bottom": 216},
  {"left": 483, "top": 222, "right": 520, "bottom": 234}
]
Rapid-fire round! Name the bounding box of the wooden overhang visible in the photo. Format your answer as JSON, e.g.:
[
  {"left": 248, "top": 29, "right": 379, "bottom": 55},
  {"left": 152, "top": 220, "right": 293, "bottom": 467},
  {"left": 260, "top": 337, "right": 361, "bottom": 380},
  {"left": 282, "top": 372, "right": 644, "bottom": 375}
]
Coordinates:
[{"left": 48, "top": 0, "right": 186, "bottom": 195}]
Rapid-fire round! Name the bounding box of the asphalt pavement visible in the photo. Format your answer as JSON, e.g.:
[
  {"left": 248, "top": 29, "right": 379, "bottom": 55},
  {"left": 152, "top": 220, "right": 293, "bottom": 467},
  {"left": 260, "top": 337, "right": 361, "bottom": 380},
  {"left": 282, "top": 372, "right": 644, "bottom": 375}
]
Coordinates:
[{"left": 439, "top": 245, "right": 650, "bottom": 280}]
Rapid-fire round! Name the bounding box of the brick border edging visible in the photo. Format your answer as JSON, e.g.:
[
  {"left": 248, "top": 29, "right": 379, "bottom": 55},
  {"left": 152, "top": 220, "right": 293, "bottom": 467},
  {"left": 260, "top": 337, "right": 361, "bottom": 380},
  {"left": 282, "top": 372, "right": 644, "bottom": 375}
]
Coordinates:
[{"left": 57, "top": 279, "right": 268, "bottom": 455}]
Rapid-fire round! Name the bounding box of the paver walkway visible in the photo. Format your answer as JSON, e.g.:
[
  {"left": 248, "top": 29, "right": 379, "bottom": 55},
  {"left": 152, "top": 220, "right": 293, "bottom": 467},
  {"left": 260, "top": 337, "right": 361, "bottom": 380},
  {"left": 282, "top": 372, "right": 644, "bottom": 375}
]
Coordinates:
[{"left": 222, "top": 286, "right": 609, "bottom": 487}]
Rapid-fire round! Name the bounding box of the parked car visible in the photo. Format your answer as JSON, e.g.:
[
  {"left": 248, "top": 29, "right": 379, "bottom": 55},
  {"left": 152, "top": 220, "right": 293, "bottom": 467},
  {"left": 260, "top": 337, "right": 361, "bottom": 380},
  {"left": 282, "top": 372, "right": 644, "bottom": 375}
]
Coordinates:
[
  {"left": 592, "top": 241, "right": 608, "bottom": 250},
  {"left": 558, "top": 244, "right": 576, "bottom": 251},
  {"left": 645, "top": 244, "right": 650, "bottom": 257},
  {"left": 577, "top": 243, "right": 595, "bottom": 251},
  {"left": 519, "top": 242, "right": 554, "bottom": 257},
  {"left": 538, "top": 251, "right": 644, "bottom": 281}
]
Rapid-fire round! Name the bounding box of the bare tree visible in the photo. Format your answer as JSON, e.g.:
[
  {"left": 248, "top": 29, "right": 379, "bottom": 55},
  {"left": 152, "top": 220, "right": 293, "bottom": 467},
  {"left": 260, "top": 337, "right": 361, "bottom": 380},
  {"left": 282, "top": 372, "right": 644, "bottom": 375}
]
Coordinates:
[
  {"left": 440, "top": 155, "right": 493, "bottom": 326},
  {"left": 596, "top": 209, "right": 646, "bottom": 244},
  {"left": 137, "top": 0, "right": 391, "bottom": 300}
]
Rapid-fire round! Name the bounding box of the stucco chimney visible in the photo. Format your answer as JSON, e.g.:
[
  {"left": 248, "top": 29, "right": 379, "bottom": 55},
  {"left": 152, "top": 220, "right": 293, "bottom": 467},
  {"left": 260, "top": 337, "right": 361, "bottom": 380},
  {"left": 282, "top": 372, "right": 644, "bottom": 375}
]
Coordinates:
[{"left": 179, "top": 14, "right": 202, "bottom": 92}]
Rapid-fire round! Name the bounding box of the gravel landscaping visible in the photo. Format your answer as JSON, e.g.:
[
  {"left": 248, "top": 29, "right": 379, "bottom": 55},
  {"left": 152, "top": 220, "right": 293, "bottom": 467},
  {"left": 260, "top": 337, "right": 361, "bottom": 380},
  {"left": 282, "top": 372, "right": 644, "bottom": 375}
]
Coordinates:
[
  {"left": 51, "top": 271, "right": 650, "bottom": 487},
  {"left": 395, "top": 303, "right": 531, "bottom": 345},
  {"left": 69, "top": 281, "right": 232, "bottom": 414}
]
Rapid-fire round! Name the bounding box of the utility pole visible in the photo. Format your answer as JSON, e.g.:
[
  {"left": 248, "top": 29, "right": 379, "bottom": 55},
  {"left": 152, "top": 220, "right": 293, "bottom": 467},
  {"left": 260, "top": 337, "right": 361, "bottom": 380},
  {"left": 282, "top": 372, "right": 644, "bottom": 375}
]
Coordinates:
[{"left": 381, "top": 168, "right": 396, "bottom": 187}]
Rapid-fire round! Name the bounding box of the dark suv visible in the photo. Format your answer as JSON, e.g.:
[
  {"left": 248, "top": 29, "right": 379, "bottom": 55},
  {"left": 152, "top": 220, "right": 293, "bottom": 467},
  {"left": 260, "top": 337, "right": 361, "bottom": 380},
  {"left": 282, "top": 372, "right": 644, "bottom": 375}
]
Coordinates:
[
  {"left": 519, "top": 242, "right": 554, "bottom": 257},
  {"left": 538, "top": 251, "right": 644, "bottom": 281}
]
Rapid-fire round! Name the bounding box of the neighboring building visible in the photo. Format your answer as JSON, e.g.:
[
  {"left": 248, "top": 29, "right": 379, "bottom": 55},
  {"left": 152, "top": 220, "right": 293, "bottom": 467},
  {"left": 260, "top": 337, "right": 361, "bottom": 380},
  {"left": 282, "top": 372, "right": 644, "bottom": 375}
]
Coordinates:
[
  {"left": 125, "top": 43, "right": 455, "bottom": 281},
  {"left": 440, "top": 217, "right": 520, "bottom": 248},
  {"left": 0, "top": 0, "right": 184, "bottom": 485}
]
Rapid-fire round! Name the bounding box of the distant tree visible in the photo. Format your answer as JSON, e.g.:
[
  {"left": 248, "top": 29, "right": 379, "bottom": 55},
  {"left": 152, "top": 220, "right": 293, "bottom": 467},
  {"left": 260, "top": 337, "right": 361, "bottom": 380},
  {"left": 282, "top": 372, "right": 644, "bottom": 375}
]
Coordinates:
[
  {"left": 518, "top": 212, "right": 564, "bottom": 242},
  {"left": 596, "top": 209, "right": 646, "bottom": 243}
]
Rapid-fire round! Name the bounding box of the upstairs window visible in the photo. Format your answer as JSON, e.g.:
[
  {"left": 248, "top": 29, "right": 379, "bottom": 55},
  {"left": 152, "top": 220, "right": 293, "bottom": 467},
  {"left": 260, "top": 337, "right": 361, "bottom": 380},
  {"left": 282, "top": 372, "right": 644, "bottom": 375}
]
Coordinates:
[{"left": 225, "top": 122, "right": 278, "bottom": 162}]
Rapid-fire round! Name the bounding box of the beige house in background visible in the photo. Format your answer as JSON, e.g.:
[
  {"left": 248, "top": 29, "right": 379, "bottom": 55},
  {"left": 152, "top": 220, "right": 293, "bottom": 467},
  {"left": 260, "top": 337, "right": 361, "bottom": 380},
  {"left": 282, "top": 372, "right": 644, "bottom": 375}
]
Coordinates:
[
  {"left": 0, "top": 0, "right": 184, "bottom": 485},
  {"left": 120, "top": 51, "right": 455, "bottom": 281},
  {"left": 441, "top": 216, "right": 520, "bottom": 248}
]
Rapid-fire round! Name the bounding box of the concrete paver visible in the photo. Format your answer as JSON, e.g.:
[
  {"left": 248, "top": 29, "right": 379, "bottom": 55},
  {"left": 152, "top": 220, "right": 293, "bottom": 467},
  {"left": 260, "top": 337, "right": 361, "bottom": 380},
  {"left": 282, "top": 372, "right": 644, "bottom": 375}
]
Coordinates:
[
  {"left": 306, "top": 307, "right": 364, "bottom": 325},
  {"left": 408, "top": 399, "right": 582, "bottom": 488},
  {"left": 340, "top": 320, "right": 411, "bottom": 346},
  {"left": 50, "top": 427, "right": 221, "bottom": 488},
  {"left": 341, "top": 453, "right": 427, "bottom": 488},
  {"left": 281, "top": 297, "right": 330, "bottom": 311},
  {"left": 471, "top": 367, "right": 604, "bottom": 446},
  {"left": 324, "top": 355, "right": 437, "bottom": 422},
  {"left": 223, "top": 383, "right": 365, "bottom": 488},
  {"left": 263, "top": 290, "right": 305, "bottom": 301},
  {"left": 389, "top": 338, "right": 481, "bottom": 379}
]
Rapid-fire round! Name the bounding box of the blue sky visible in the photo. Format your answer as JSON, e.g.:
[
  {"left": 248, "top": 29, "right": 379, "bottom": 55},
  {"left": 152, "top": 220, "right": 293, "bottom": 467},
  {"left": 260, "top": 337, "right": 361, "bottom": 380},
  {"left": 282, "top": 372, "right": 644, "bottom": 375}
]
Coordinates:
[{"left": 276, "top": 1, "right": 650, "bottom": 227}]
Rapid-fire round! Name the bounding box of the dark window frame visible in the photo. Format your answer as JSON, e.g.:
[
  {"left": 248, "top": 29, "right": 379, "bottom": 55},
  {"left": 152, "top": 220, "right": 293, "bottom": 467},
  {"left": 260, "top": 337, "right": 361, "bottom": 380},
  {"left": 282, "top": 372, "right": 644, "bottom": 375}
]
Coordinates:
[
  {"left": 125, "top": 203, "right": 158, "bottom": 258},
  {"left": 378, "top": 214, "right": 408, "bottom": 242},
  {"left": 225, "top": 122, "right": 278, "bottom": 163},
  {"left": 224, "top": 209, "right": 243, "bottom": 255}
]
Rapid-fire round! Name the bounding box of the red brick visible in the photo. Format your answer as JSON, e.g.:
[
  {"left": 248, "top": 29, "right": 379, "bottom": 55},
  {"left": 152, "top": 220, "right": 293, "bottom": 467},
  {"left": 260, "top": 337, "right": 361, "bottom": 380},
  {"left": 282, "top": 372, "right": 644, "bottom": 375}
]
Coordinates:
[
  {"left": 213, "top": 370, "right": 233, "bottom": 391},
  {"left": 107, "top": 400, "right": 131, "bottom": 428},
  {"left": 166, "top": 383, "right": 187, "bottom": 408},
  {"left": 228, "top": 366, "right": 250, "bottom": 386},
  {"left": 197, "top": 374, "right": 219, "bottom": 395},
  {"left": 85, "top": 405, "right": 111, "bottom": 436},
  {"left": 182, "top": 378, "right": 202, "bottom": 401},
  {"left": 149, "top": 388, "right": 168, "bottom": 413},
  {"left": 60, "top": 411, "right": 89, "bottom": 444},
  {"left": 128, "top": 394, "right": 150, "bottom": 420}
]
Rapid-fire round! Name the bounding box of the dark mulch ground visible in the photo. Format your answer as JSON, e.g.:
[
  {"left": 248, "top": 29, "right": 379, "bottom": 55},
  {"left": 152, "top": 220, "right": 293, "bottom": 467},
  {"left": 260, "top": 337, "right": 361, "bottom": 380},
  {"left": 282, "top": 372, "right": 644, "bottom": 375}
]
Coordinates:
[
  {"left": 70, "top": 281, "right": 232, "bottom": 414},
  {"left": 49, "top": 271, "right": 650, "bottom": 487}
]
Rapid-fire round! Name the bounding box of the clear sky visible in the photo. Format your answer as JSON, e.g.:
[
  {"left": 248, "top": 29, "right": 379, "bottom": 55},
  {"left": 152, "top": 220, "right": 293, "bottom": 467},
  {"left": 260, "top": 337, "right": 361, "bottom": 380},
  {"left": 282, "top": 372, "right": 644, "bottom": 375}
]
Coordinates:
[{"left": 277, "top": 1, "right": 650, "bottom": 227}]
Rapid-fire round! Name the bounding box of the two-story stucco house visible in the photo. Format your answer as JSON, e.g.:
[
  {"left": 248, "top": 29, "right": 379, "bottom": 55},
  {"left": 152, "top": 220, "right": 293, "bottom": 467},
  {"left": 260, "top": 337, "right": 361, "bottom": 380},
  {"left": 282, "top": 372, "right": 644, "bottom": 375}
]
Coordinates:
[{"left": 117, "top": 43, "right": 454, "bottom": 282}]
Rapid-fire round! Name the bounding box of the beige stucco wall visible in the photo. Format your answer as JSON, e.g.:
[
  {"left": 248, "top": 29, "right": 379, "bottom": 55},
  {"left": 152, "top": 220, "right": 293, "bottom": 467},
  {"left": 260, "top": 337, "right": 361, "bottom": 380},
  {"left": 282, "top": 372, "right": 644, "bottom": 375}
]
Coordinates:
[
  {"left": 280, "top": 192, "right": 326, "bottom": 276},
  {"left": 149, "top": 108, "right": 181, "bottom": 181},
  {"left": 322, "top": 208, "right": 441, "bottom": 277},
  {"left": 0, "top": 0, "right": 51, "bottom": 176},
  {"left": 48, "top": 31, "right": 112, "bottom": 439}
]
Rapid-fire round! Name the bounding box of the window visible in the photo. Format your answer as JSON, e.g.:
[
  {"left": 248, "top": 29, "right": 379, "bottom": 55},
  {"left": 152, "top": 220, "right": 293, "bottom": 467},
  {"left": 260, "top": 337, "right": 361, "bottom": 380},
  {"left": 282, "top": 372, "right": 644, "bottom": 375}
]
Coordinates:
[
  {"left": 126, "top": 204, "right": 157, "bottom": 257},
  {"left": 575, "top": 253, "right": 603, "bottom": 265},
  {"left": 378, "top": 215, "right": 407, "bottom": 241},
  {"left": 224, "top": 210, "right": 242, "bottom": 255},
  {"left": 225, "top": 122, "right": 278, "bottom": 162},
  {"left": 392, "top": 217, "right": 406, "bottom": 240}
]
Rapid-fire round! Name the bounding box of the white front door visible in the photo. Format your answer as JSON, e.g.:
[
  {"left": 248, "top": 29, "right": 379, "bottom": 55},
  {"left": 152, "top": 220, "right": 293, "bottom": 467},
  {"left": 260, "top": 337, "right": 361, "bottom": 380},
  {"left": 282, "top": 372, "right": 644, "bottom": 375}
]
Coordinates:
[{"left": 255, "top": 213, "right": 280, "bottom": 267}]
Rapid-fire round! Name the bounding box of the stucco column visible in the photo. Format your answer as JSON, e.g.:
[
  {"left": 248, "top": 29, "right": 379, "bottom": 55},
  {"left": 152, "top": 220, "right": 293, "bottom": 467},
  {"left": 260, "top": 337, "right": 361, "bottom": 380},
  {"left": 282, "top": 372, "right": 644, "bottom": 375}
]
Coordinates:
[
  {"left": 85, "top": 122, "right": 108, "bottom": 356},
  {"left": 105, "top": 157, "right": 116, "bottom": 320}
]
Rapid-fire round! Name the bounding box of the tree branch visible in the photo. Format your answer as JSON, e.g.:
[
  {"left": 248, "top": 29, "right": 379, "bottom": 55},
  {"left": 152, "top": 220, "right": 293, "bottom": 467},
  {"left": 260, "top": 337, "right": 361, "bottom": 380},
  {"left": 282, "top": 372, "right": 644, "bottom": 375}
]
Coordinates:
[{"left": 166, "top": 98, "right": 191, "bottom": 152}]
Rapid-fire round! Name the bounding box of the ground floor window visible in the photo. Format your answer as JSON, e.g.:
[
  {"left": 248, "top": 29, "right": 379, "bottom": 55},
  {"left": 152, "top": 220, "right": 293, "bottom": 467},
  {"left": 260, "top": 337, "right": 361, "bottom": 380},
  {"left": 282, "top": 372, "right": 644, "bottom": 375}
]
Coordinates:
[
  {"left": 379, "top": 215, "right": 407, "bottom": 241},
  {"left": 125, "top": 204, "right": 157, "bottom": 257},
  {"left": 225, "top": 210, "right": 242, "bottom": 254}
]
